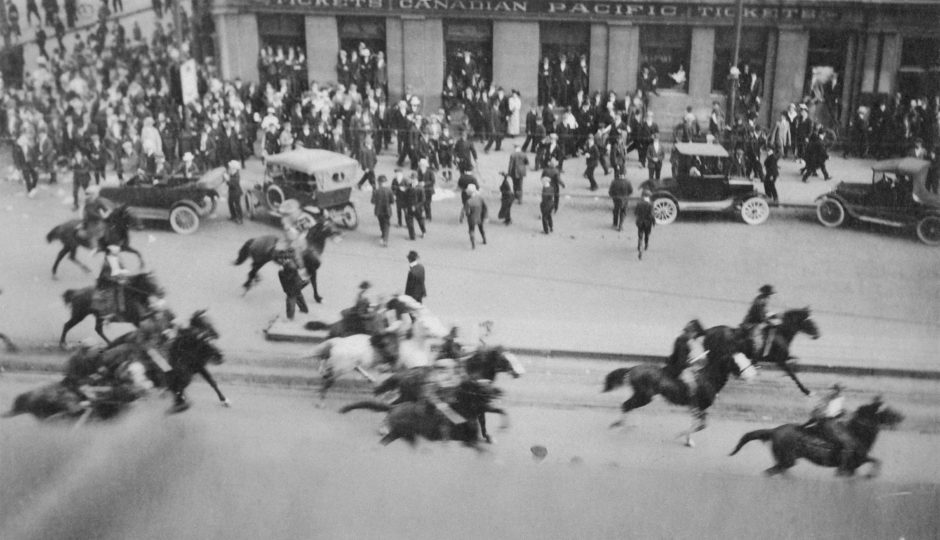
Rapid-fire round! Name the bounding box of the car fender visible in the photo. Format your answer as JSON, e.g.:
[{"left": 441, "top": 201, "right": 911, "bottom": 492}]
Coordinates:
[
  {"left": 171, "top": 200, "right": 201, "bottom": 214},
  {"left": 651, "top": 190, "right": 679, "bottom": 206},
  {"left": 814, "top": 192, "right": 858, "bottom": 218}
]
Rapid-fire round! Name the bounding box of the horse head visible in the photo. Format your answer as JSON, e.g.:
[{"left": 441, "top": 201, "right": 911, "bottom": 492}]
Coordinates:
[
  {"left": 304, "top": 218, "right": 342, "bottom": 250},
  {"left": 469, "top": 346, "right": 525, "bottom": 379},
  {"left": 189, "top": 309, "right": 220, "bottom": 341},
  {"left": 174, "top": 329, "right": 225, "bottom": 369},
  {"left": 783, "top": 307, "right": 820, "bottom": 340},
  {"left": 128, "top": 272, "right": 165, "bottom": 299},
  {"left": 853, "top": 396, "right": 904, "bottom": 429},
  {"left": 106, "top": 204, "right": 142, "bottom": 232}
]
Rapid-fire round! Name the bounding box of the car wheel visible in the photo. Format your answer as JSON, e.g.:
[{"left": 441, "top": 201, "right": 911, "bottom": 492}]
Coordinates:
[
  {"left": 169, "top": 205, "right": 200, "bottom": 234},
  {"left": 740, "top": 196, "right": 770, "bottom": 225},
  {"left": 651, "top": 197, "right": 678, "bottom": 225},
  {"left": 265, "top": 184, "right": 285, "bottom": 209},
  {"left": 197, "top": 195, "right": 217, "bottom": 215},
  {"left": 339, "top": 203, "right": 358, "bottom": 229},
  {"left": 816, "top": 198, "right": 845, "bottom": 228},
  {"left": 916, "top": 216, "right": 940, "bottom": 246}
]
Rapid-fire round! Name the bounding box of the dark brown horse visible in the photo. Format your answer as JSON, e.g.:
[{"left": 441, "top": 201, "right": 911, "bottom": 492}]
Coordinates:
[
  {"left": 341, "top": 379, "right": 503, "bottom": 450},
  {"left": 164, "top": 310, "right": 228, "bottom": 413},
  {"left": 745, "top": 307, "right": 820, "bottom": 396},
  {"left": 59, "top": 272, "right": 165, "bottom": 347},
  {"left": 603, "top": 325, "right": 756, "bottom": 447},
  {"left": 233, "top": 218, "right": 341, "bottom": 303},
  {"left": 46, "top": 205, "right": 143, "bottom": 277},
  {"left": 730, "top": 397, "right": 903, "bottom": 477}
]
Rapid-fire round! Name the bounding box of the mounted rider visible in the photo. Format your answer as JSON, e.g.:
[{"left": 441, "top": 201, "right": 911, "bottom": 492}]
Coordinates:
[
  {"left": 340, "top": 281, "right": 379, "bottom": 336},
  {"left": 423, "top": 357, "right": 467, "bottom": 426},
  {"left": 742, "top": 284, "right": 780, "bottom": 360},
  {"left": 804, "top": 383, "right": 858, "bottom": 474},
  {"left": 665, "top": 319, "right": 707, "bottom": 394},
  {"left": 77, "top": 185, "right": 115, "bottom": 245},
  {"left": 94, "top": 244, "right": 131, "bottom": 320}
]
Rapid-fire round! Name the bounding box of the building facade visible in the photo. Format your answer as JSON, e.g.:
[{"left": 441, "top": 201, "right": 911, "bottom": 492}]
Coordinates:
[{"left": 211, "top": 0, "right": 940, "bottom": 129}]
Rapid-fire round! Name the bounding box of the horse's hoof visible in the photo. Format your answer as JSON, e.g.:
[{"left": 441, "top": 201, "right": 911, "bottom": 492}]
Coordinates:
[
  {"left": 168, "top": 402, "right": 191, "bottom": 414},
  {"left": 314, "top": 296, "right": 324, "bottom": 304},
  {"left": 221, "top": 399, "right": 232, "bottom": 408},
  {"left": 609, "top": 420, "right": 622, "bottom": 429},
  {"left": 684, "top": 439, "right": 695, "bottom": 448}
]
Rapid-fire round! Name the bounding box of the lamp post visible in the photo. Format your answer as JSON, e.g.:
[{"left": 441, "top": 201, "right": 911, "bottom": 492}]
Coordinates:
[{"left": 728, "top": 0, "right": 745, "bottom": 124}]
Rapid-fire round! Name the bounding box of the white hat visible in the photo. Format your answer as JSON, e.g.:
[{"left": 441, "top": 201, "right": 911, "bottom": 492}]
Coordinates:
[
  {"left": 183, "top": 151, "right": 194, "bottom": 161},
  {"left": 85, "top": 185, "right": 101, "bottom": 195}
]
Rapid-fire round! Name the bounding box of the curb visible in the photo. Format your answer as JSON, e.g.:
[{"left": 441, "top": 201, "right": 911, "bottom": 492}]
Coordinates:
[{"left": 3, "top": 345, "right": 939, "bottom": 384}]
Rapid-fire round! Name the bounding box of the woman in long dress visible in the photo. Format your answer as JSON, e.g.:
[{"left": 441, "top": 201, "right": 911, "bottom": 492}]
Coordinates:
[{"left": 507, "top": 90, "right": 522, "bottom": 137}]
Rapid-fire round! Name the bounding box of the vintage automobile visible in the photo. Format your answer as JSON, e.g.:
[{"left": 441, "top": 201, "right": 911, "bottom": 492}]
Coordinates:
[
  {"left": 647, "top": 142, "right": 770, "bottom": 225},
  {"left": 99, "top": 169, "right": 222, "bottom": 234},
  {"left": 252, "top": 149, "right": 359, "bottom": 229},
  {"left": 815, "top": 157, "right": 940, "bottom": 245}
]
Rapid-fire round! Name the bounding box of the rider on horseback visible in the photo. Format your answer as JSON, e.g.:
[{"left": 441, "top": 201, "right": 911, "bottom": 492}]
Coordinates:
[
  {"left": 742, "top": 284, "right": 780, "bottom": 360},
  {"left": 422, "top": 357, "right": 467, "bottom": 426},
  {"left": 95, "top": 244, "right": 130, "bottom": 320},
  {"left": 77, "top": 185, "right": 115, "bottom": 245},
  {"left": 665, "top": 319, "right": 707, "bottom": 394},
  {"left": 343, "top": 281, "right": 376, "bottom": 335},
  {"left": 804, "top": 383, "right": 858, "bottom": 474}
]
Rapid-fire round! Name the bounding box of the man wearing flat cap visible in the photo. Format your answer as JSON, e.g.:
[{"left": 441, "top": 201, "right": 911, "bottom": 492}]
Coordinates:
[{"left": 742, "top": 284, "right": 778, "bottom": 359}]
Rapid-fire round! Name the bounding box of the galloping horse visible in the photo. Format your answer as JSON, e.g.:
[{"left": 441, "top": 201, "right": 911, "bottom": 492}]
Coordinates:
[
  {"left": 746, "top": 307, "right": 820, "bottom": 396},
  {"left": 234, "top": 218, "right": 341, "bottom": 302},
  {"left": 59, "top": 272, "right": 165, "bottom": 347},
  {"left": 463, "top": 346, "right": 525, "bottom": 443},
  {"left": 730, "top": 396, "right": 903, "bottom": 477},
  {"left": 47, "top": 205, "right": 143, "bottom": 277},
  {"left": 341, "top": 379, "right": 504, "bottom": 450},
  {"left": 603, "top": 325, "right": 756, "bottom": 447},
  {"left": 165, "top": 310, "right": 228, "bottom": 412}
]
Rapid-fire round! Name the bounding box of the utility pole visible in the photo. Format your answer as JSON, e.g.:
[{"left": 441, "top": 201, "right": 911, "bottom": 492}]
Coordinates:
[{"left": 728, "top": 0, "right": 745, "bottom": 148}]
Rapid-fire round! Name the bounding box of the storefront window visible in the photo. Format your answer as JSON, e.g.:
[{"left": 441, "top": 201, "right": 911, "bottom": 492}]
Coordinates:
[
  {"left": 257, "top": 15, "right": 307, "bottom": 92},
  {"left": 443, "top": 20, "right": 493, "bottom": 99},
  {"left": 337, "top": 17, "right": 387, "bottom": 96},
  {"left": 712, "top": 29, "right": 768, "bottom": 93},
  {"left": 898, "top": 38, "right": 940, "bottom": 100},
  {"left": 805, "top": 32, "right": 848, "bottom": 124},
  {"left": 538, "top": 21, "right": 590, "bottom": 107},
  {"left": 639, "top": 26, "right": 691, "bottom": 93}
]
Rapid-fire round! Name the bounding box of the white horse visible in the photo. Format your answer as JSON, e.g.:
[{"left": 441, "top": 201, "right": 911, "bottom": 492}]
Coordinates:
[{"left": 307, "top": 296, "right": 448, "bottom": 401}]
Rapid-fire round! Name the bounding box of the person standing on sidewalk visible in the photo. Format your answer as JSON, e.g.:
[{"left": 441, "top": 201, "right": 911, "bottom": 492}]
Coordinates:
[
  {"left": 539, "top": 177, "right": 554, "bottom": 234},
  {"left": 507, "top": 144, "right": 529, "bottom": 203},
  {"left": 647, "top": 133, "right": 665, "bottom": 181},
  {"left": 404, "top": 250, "right": 426, "bottom": 304},
  {"left": 608, "top": 174, "right": 633, "bottom": 231},
  {"left": 762, "top": 148, "right": 779, "bottom": 203},
  {"left": 498, "top": 172, "right": 514, "bottom": 225},
  {"left": 224, "top": 161, "right": 244, "bottom": 224},
  {"left": 634, "top": 189, "right": 655, "bottom": 260},
  {"left": 371, "top": 175, "right": 394, "bottom": 247},
  {"left": 801, "top": 130, "right": 832, "bottom": 182}
]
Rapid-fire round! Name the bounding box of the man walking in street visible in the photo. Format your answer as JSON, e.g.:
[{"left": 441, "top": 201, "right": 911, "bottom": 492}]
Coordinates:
[
  {"left": 356, "top": 136, "right": 377, "bottom": 190},
  {"left": 404, "top": 250, "right": 426, "bottom": 304},
  {"left": 278, "top": 257, "right": 309, "bottom": 321},
  {"left": 507, "top": 144, "right": 529, "bottom": 203},
  {"left": 647, "top": 132, "right": 665, "bottom": 181},
  {"left": 225, "top": 160, "right": 244, "bottom": 224},
  {"left": 417, "top": 158, "right": 435, "bottom": 221},
  {"left": 583, "top": 135, "right": 600, "bottom": 191},
  {"left": 498, "top": 172, "right": 514, "bottom": 225},
  {"left": 608, "top": 174, "right": 633, "bottom": 231},
  {"left": 371, "top": 175, "right": 394, "bottom": 247},
  {"left": 542, "top": 157, "right": 565, "bottom": 214},
  {"left": 635, "top": 189, "right": 655, "bottom": 259},
  {"left": 539, "top": 177, "right": 555, "bottom": 234},
  {"left": 404, "top": 173, "right": 426, "bottom": 241},
  {"left": 762, "top": 148, "right": 779, "bottom": 203}
]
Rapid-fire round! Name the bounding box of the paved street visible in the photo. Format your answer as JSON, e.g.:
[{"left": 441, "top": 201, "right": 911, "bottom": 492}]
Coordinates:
[
  {"left": 1, "top": 372, "right": 939, "bottom": 540},
  {"left": 0, "top": 142, "right": 937, "bottom": 373}
]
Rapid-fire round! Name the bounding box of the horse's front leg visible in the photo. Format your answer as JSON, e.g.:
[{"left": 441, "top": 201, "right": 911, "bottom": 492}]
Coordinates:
[
  {"left": 864, "top": 456, "right": 882, "bottom": 479},
  {"left": 243, "top": 262, "right": 265, "bottom": 293},
  {"left": 309, "top": 268, "right": 323, "bottom": 304},
  {"left": 0, "top": 333, "right": 18, "bottom": 352},
  {"left": 198, "top": 366, "right": 230, "bottom": 406},
  {"left": 318, "top": 365, "right": 335, "bottom": 406},
  {"left": 780, "top": 361, "right": 812, "bottom": 396},
  {"left": 679, "top": 408, "right": 707, "bottom": 448},
  {"left": 610, "top": 392, "right": 651, "bottom": 428},
  {"left": 52, "top": 246, "right": 70, "bottom": 277},
  {"left": 68, "top": 247, "right": 91, "bottom": 274},
  {"left": 60, "top": 315, "right": 85, "bottom": 348},
  {"left": 94, "top": 316, "right": 111, "bottom": 345}
]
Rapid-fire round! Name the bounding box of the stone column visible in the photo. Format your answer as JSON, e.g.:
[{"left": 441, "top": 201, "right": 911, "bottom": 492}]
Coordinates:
[
  {"left": 761, "top": 29, "right": 778, "bottom": 126},
  {"left": 216, "top": 14, "right": 260, "bottom": 83},
  {"left": 589, "top": 23, "right": 608, "bottom": 93},
  {"left": 305, "top": 16, "right": 339, "bottom": 86},
  {"left": 401, "top": 17, "right": 444, "bottom": 113},
  {"left": 860, "top": 32, "right": 880, "bottom": 93},
  {"left": 385, "top": 17, "right": 404, "bottom": 103},
  {"left": 772, "top": 28, "right": 809, "bottom": 114},
  {"left": 878, "top": 33, "right": 902, "bottom": 95},
  {"left": 840, "top": 33, "right": 858, "bottom": 128},
  {"left": 607, "top": 23, "right": 639, "bottom": 95},
  {"left": 493, "top": 21, "right": 540, "bottom": 107},
  {"left": 688, "top": 27, "right": 715, "bottom": 101}
]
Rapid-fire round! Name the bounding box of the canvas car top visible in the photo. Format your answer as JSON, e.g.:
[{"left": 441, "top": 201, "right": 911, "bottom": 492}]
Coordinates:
[{"left": 673, "top": 142, "right": 730, "bottom": 158}]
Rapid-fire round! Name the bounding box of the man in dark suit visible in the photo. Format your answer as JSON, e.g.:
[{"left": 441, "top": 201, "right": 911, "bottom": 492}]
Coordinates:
[
  {"left": 521, "top": 106, "right": 540, "bottom": 152},
  {"left": 507, "top": 144, "right": 529, "bottom": 203},
  {"left": 371, "top": 175, "right": 394, "bottom": 247},
  {"left": 405, "top": 250, "right": 426, "bottom": 304}
]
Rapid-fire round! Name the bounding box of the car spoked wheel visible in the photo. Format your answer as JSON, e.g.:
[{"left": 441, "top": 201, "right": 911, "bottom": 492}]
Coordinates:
[
  {"left": 916, "top": 216, "right": 940, "bottom": 246},
  {"left": 652, "top": 197, "right": 678, "bottom": 225},
  {"left": 740, "top": 196, "right": 770, "bottom": 225},
  {"left": 816, "top": 198, "right": 845, "bottom": 228},
  {"left": 197, "top": 195, "right": 217, "bottom": 215},
  {"left": 265, "top": 184, "right": 285, "bottom": 210},
  {"left": 169, "top": 206, "right": 200, "bottom": 234},
  {"left": 340, "top": 203, "right": 358, "bottom": 229}
]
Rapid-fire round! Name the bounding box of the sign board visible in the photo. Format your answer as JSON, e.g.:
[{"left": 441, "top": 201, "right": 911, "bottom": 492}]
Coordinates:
[{"left": 180, "top": 59, "right": 199, "bottom": 105}]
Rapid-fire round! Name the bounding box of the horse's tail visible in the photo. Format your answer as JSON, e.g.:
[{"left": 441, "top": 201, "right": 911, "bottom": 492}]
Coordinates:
[
  {"left": 729, "top": 429, "right": 775, "bottom": 456},
  {"left": 63, "top": 290, "right": 78, "bottom": 305},
  {"left": 602, "top": 367, "right": 632, "bottom": 393},
  {"left": 234, "top": 239, "right": 253, "bottom": 266},
  {"left": 304, "top": 321, "right": 331, "bottom": 331},
  {"left": 339, "top": 401, "right": 392, "bottom": 414}
]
